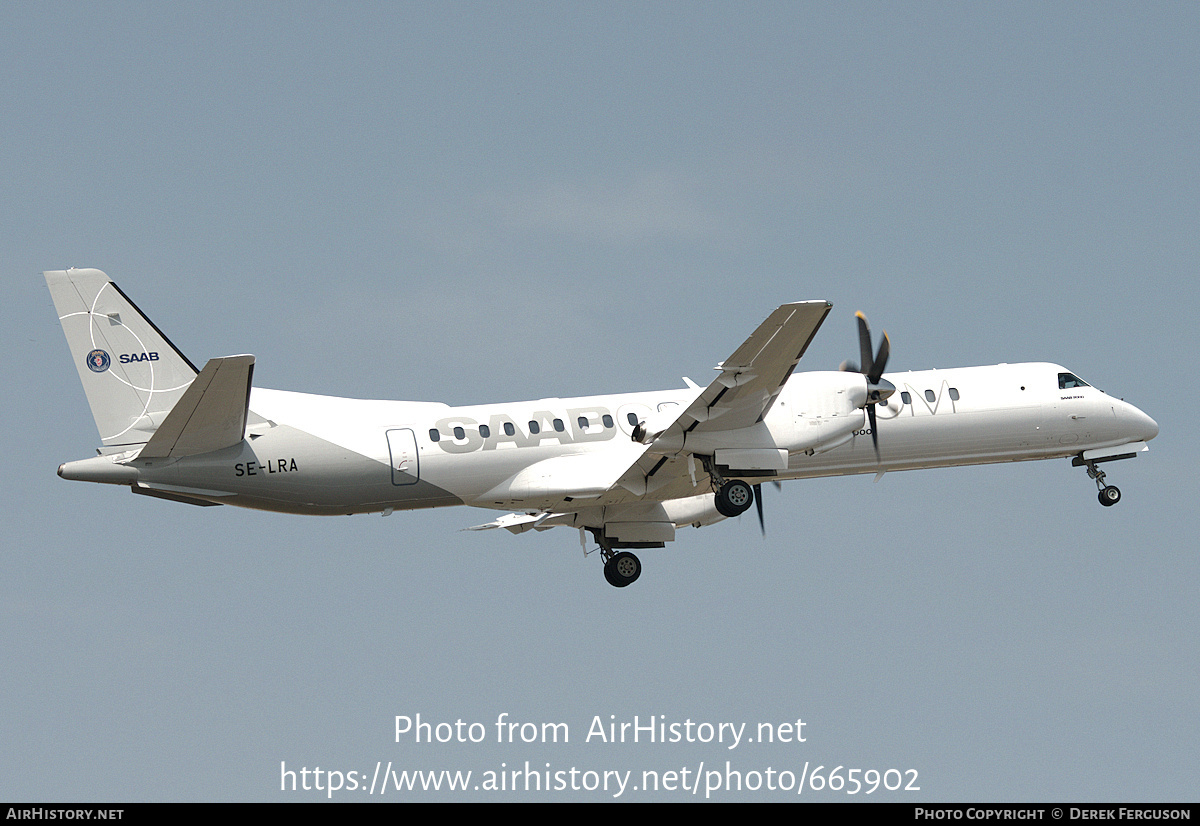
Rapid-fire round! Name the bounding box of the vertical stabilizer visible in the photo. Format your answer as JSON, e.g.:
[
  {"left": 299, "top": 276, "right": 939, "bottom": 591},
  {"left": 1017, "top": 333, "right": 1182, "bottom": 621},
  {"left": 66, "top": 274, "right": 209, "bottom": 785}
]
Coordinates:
[{"left": 45, "top": 268, "right": 198, "bottom": 448}]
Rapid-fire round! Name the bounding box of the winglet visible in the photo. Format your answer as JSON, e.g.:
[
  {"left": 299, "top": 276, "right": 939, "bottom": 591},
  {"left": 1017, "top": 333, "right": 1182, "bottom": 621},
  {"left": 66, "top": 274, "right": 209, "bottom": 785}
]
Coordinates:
[{"left": 139, "top": 355, "right": 255, "bottom": 458}]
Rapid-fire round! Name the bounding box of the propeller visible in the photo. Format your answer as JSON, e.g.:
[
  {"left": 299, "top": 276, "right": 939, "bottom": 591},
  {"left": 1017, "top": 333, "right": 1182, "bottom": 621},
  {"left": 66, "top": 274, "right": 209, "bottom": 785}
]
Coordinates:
[
  {"left": 839, "top": 311, "right": 895, "bottom": 462},
  {"left": 752, "top": 481, "right": 780, "bottom": 537}
]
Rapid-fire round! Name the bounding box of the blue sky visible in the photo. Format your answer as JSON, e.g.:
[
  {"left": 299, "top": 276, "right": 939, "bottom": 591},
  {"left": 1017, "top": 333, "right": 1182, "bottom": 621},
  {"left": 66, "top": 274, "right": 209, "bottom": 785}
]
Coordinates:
[{"left": 2, "top": 2, "right": 1196, "bottom": 801}]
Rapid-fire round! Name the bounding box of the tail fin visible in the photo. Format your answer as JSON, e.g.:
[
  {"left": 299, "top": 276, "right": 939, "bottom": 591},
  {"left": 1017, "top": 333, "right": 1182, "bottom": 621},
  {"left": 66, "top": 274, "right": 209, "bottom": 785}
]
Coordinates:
[{"left": 44, "top": 268, "right": 199, "bottom": 449}]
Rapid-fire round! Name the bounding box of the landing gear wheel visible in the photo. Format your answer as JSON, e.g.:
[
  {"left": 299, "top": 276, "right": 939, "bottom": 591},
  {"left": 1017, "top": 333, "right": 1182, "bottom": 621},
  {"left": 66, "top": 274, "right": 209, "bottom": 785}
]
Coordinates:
[
  {"left": 715, "top": 480, "right": 755, "bottom": 517},
  {"left": 603, "top": 551, "right": 641, "bottom": 588},
  {"left": 1098, "top": 485, "right": 1121, "bottom": 507}
]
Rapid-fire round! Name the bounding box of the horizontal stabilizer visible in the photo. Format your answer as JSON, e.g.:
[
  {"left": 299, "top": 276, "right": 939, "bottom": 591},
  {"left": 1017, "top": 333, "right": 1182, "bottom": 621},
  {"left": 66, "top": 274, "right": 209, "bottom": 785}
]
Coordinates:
[{"left": 139, "top": 355, "right": 255, "bottom": 459}]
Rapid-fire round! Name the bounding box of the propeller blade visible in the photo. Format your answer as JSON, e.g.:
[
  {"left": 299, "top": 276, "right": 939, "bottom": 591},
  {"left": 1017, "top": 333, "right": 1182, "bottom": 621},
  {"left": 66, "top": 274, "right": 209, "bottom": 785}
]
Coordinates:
[
  {"left": 856, "top": 312, "right": 874, "bottom": 378},
  {"left": 869, "top": 331, "right": 891, "bottom": 384},
  {"left": 867, "top": 404, "right": 880, "bottom": 463},
  {"left": 846, "top": 312, "right": 891, "bottom": 463},
  {"left": 839, "top": 359, "right": 859, "bottom": 373},
  {"left": 754, "top": 483, "right": 765, "bottom": 536}
]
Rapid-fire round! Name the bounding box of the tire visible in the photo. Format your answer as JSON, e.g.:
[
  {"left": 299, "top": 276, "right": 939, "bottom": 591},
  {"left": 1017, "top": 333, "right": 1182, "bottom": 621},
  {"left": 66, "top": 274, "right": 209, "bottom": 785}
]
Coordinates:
[
  {"left": 604, "top": 551, "right": 641, "bottom": 587},
  {"left": 716, "top": 480, "right": 754, "bottom": 517},
  {"left": 603, "top": 561, "right": 621, "bottom": 587},
  {"left": 1098, "top": 485, "right": 1121, "bottom": 507}
]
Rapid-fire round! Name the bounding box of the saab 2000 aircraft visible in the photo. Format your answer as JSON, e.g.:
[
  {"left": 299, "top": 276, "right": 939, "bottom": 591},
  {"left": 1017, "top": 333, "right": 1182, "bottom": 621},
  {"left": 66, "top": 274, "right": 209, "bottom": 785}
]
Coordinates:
[{"left": 46, "top": 268, "right": 1158, "bottom": 587}]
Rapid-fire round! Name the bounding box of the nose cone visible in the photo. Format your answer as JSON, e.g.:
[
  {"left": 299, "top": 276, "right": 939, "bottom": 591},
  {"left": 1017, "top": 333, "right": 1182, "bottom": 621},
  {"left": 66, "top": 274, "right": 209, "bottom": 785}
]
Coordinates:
[
  {"left": 1136, "top": 408, "right": 1159, "bottom": 443},
  {"left": 1117, "top": 399, "right": 1159, "bottom": 443}
]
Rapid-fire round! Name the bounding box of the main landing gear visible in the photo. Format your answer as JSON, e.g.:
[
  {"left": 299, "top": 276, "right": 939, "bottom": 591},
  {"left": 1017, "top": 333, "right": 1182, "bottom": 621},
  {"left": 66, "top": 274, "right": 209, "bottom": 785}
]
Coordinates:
[
  {"left": 697, "top": 455, "right": 756, "bottom": 519},
  {"left": 715, "top": 479, "right": 755, "bottom": 517},
  {"left": 589, "top": 472, "right": 758, "bottom": 589},
  {"left": 588, "top": 528, "right": 643, "bottom": 588},
  {"left": 604, "top": 551, "right": 642, "bottom": 588}
]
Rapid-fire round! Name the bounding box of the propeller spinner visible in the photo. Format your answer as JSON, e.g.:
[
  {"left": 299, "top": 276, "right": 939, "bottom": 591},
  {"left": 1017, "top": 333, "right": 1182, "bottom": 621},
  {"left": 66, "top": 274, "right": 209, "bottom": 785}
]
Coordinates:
[{"left": 839, "top": 312, "right": 895, "bottom": 462}]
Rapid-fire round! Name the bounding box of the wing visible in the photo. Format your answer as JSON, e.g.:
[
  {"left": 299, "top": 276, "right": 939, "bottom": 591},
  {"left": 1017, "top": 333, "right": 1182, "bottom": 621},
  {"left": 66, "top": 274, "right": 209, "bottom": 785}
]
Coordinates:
[
  {"left": 588, "top": 300, "right": 835, "bottom": 504},
  {"left": 634, "top": 300, "right": 832, "bottom": 443},
  {"left": 688, "top": 299, "right": 831, "bottom": 430},
  {"left": 465, "top": 511, "right": 564, "bottom": 534},
  {"left": 465, "top": 301, "right": 833, "bottom": 525},
  {"left": 616, "top": 300, "right": 831, "bottom": 499}
]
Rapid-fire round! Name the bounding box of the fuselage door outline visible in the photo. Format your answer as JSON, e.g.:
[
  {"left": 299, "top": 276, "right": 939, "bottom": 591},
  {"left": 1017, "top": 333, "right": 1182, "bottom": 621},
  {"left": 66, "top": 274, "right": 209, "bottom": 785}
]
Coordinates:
[{"left": 387, "top": 428, "right": 420, "bottom": 486}]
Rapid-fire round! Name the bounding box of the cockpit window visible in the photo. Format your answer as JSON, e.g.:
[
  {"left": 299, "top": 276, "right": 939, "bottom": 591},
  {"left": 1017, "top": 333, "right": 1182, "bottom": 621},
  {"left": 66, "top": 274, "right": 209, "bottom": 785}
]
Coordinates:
[{"left": 1059, "top": 372, "right": 1090, "bottom": 389}]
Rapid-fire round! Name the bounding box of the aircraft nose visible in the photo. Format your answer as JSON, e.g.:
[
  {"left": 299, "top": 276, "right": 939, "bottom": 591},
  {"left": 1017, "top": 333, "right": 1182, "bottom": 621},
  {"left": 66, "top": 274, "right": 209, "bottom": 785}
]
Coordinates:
[
  {"left": 1119, "top": 400, "right": 1159, "bottom": 443},
  {"left": 1137, "top": 409, "right": 1159, "bottom": 442}
]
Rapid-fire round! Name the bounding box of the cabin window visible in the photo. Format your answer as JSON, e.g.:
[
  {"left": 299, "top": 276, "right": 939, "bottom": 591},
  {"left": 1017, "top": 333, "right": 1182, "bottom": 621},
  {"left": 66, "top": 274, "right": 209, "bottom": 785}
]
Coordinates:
[
  {"left": 949, "top": 387, "right": 960, "bottom": 401},
  {"left": 553, "top": 418, "right": 565, "bottom": 432},
  {"left": 479, "top": 424, "right": 490, "bottom": 438},
  {"left": 1059, "top": 372, "right": 1090, "bottom": 389},
  {"left": 428, "top": 428, "right": 440, "bottom": 442},
  {"left": 925, "top": 389, "right": 936, "bottom": 403},
  {"left": 529, "top": 421, "right": 540, "bottom": 434},
  {"left": 503, "top": 422, "right": 515, "bottom": 436},
  {"left": 602, "top": 414, "right": 614, "bottom": 428},
  {"left": 578, "top": 416, "right": 590, "bottom": 431},
  {"left": 900, "top": 391, "right": 911, "bottom": 405},
  {"left": 627, "top": 412, "right": 639, "bottom": 426},
  {"left": 451, "top": 426, "right": 464, "bottom": 440}
]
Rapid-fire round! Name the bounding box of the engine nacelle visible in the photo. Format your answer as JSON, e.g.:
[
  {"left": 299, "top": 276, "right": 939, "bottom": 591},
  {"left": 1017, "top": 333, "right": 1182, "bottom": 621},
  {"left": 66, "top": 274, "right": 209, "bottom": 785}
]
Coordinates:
[
  {"left": 660, "top": 492, "right": 728, "bottom": 529},
  {"left": 772, "top": 371, "right": 868, "bottom": 455},
  {"left": 633, "top": 371, "right": 869, "bottom": 467}
]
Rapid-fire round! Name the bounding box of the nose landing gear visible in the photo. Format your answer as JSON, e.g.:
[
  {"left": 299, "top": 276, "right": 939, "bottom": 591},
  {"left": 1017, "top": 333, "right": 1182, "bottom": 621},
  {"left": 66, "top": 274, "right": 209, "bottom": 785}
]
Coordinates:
[{"left": 1076, "top": 456, "right": 1122, "bottom": 507}]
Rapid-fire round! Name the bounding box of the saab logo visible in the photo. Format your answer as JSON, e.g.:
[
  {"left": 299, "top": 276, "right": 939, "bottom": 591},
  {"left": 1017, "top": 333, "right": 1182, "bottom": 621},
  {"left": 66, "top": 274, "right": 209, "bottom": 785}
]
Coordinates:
[
  {"left": 85, "top": 349, "right": 111, "bottom": 373},
  {"left": 119, "top": 352, "right": 160, "bottom": 364}
]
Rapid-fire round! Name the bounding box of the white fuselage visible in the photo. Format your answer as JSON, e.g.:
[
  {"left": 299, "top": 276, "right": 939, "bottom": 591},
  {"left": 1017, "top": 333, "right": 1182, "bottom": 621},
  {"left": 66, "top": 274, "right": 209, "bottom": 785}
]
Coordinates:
[
  {"left": 46, "top": 271, "right": 1158, "bottom": 585},
  {"left": 106, "top": 361, "right": 1156, "bottom": 518}
]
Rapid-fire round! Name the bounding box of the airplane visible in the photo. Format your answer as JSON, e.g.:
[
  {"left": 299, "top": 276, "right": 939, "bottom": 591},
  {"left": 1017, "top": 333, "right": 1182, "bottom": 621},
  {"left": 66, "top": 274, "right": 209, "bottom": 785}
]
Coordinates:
[{"left": 45, "top": 268, "right": 1159, "bottom": 588}]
